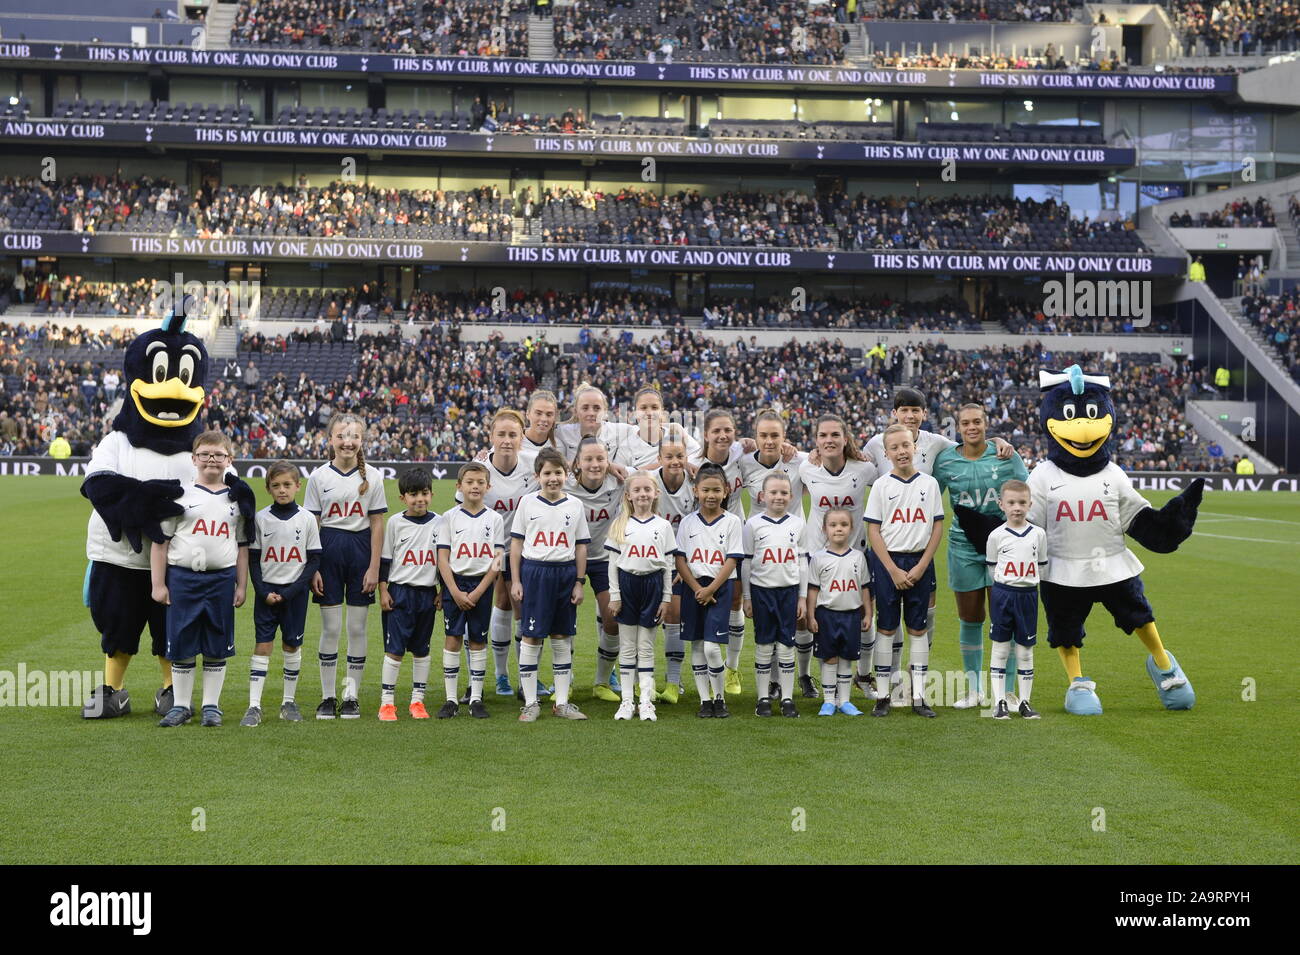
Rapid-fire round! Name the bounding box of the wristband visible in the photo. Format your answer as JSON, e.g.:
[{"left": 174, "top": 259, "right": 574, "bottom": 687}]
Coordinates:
[{"left": 575, "top": 577, "right": 586, "bottom": 585}]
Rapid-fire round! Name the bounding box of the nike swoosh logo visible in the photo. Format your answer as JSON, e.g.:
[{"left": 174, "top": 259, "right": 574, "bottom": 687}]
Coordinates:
[{"left": 1050, "top": 484, "right": 1066, "bottom": 491}]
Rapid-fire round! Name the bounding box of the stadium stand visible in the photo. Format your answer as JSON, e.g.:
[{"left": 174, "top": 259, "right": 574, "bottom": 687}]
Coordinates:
[
  {"left": 1240, "top": 289, "right": 1300, "bottom": 383},
  {"left": 1166, "top": 198, "right": 1277, "bottom": 228},
  {"left": 230, "top": 0, "right": 531, "bottom": 56},
  {"left": 0, "top": 321, "right": 1222, "bottom": 472},
  {"left": 859, "top": 0, "right": 1077, "bottom": 21},
  {"left": 1171, "top": 0, "right": 1300, "bottom": 55}
]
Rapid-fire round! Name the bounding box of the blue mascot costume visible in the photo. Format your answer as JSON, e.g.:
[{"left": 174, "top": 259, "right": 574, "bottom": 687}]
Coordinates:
[
  {"left": 958, "top": 364, "right": 1200, "bottom": 714},
  {"left": 81, "top": 306, "right": 255, "bottom": 718}
]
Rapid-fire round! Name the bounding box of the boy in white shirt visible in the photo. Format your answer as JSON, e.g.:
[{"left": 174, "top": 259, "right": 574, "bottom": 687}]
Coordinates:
[{"left": 986, "top": 479, "right": 1047, "bottom": 719}]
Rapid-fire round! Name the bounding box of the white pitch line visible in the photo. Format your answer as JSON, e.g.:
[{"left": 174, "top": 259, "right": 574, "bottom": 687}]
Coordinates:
[
  {"left": 1201, "top": 511, "right": 1300, "bottom": 526},
  {"left": 1193, "top": 531, "right": 1297, "bottom": 544}
]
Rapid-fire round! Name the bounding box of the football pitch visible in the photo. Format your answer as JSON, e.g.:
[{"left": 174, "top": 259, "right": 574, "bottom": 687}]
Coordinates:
[{"left": 2, "top": 477, "right": 1296, "bottom": 865}]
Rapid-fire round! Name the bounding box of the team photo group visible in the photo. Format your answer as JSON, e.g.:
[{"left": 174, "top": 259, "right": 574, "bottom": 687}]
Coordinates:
[{"left": 81, "top": 315, "right": 1202, "bottom": 732}]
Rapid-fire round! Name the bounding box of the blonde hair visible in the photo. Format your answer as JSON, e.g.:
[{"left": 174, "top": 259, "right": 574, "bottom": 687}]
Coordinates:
[
  {"left": 882, "top": 423, "right": 913, "bottom": 446},
  {"left": 193, "top": 430, "right": 233, "bottom": 455},
  {"left": 566, "top": 382, "right": 608, "bottom": 425},
  {"left": 525, "top": 389, "right": 559, "bottom": 445},
  {"left": 1000, "top": 478, "right": 1030, "bottom": 499},
  {"left": 607, "top": 472, "right": 659, "bottom": 549},
  {"left": 326, "top": 412, "right": 369, "bottom": 494},
  {"left": 753, "top": 408, "right": 786, "bottom": 434}
]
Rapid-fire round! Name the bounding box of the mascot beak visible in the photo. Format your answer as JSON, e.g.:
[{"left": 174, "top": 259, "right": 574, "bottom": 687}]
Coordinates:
[
  {"left": 1047, "top": 415, "right": 1113, "bottom": 457},
  {"left": 130, "top": 377, "right": 205, "bottom": 428}
]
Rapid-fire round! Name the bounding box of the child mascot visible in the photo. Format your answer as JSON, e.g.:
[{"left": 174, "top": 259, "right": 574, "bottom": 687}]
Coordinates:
[
  {"left": 958, "top": 365, "right": 1200, "bottom": 714},
  {"left": 80, "top": 307, "right": 255, "bottom": 718}
]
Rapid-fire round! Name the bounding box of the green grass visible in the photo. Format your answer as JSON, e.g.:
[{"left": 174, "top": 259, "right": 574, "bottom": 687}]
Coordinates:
[{"left": 1, "top": 477, "right": 1297, "bottom": 864}]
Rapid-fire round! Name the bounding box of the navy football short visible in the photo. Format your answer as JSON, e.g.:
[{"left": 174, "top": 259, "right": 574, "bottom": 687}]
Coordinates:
[
  {"left": 814, "top": 606, "right": 862, "bottom": 661},
  {"left": 587, "top": 560, "right": 610, "bottom": 595},
  {"left": 88, "top": 561, "right": 167, "bottom": 657},
  {"left": 989, "top": 582, "right": 1038, "bottom": 647},
  {"left": 315, "top": 527, "right": 374, "bottom": 607},
  {"left": 680, "top": 576, "right": 732, "bottom": 644},
  {"left": 165, "top": 565, "right": 237, "bottom": 661},
  {"left": 442, "top": 573, "right": 492, "bottom": 644},
  {"left": 253, "top": 589, "right": 309, "bottom": 647},
  {"left": 750, "top": 584, "right": 798, "bottom": 647},
  {"left": 520, "top": 559, "right": 578, "bottom": 639},
  {"left": 1041, "top": 577, "right": 1155, "bottom": 649},
  {"left": 671, "top": 573, "right": 684, "bottom": 598},
  {"left": 383, "top": 583, "right": 438, "bottom": 656},
  {"left": 615, "top": 568, "right": 665, "bottom": 628},
  {"left": 868, "top": 551, "right": 934, "bottom": 633}
]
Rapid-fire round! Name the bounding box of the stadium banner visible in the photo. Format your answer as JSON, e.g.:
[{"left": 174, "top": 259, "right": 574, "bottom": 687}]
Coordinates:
[
  {"left": 3, "top": 459, "right": 1293, "bottom": 490},
  {"left": 0, "top": 231, "right": 1185, "bottom": 277},
  {"left": 0, "top": 120, "right": 1136, "bottom": 168},
  {"left": 0, "top": 41, "right": 1236, "bottom": 94}
]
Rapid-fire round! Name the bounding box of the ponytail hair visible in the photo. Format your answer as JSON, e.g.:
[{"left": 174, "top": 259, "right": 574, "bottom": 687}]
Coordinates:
[
  {"left": 570, "top": 434, "right": 608, "bottom": 476},
  {"left": 607, "top": 472, "right": 659, "bottom": 550},
  {"left": 326, "top": 412, "right": 370, "bottom": 494},
  {"left": 658, "top": 422, "right": 690, "bottom": 454},
  {"left": 693, "top": 461, "right": 731, "bottom": 509}
]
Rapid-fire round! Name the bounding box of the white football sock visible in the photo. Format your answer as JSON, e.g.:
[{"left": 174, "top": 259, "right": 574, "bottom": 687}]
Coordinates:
[
  {"left": 442, "top": 649, "right": 460, "bottom": 702},
  {"left": 319, "top": 605, "right": 342, "bottom": 697},
  {"left": 776, "top": 643, "right": 795, "bottom": 700},
  {"left": 690, "top": 642, "right": 711, "bottom": 700},
  {"left": 704, "top": 641, "right": 726, "bottom": 699},
  {"left": 837, "top": 657, "right": 854, "bottom": 706},
  {"left": 519, "top": 641, "right": 541, "bottom": 706},
  {"left": 344, "top": 607, "right": 368, "bottom": 701},
  {"left": 172, "top": 658, "right": 195, "bottom": 709},
  {"left": 490, "top": 606, "right": 513, "bottom": 682},
  {"left": 1016, "top": 644, "right": 1034, "bottom": 703},
  {"left": 637, "top": 626, "right": 657, "bottom": 701},
  {"left": 380, "top": 656, "right": 400, "bottom": 706},
  {"left": 754, "top": 642, "right": 774, "bottom": 694},
  {"left": 821, "top": 658, "right": 837, "bottom": 702},
  {"left": 201, "top": 659, "right": 226, "bottom": 709},
  {"left": 726, "top": 610, "right": 744, "bottom": 670},
  {"left": 663, "top": 622, "right": 684, "bottom": 685},
  {"left": 282, "top": 648, "right": 301, "bottom": 703},
  {"left": 249, "top": 653, "right": 269, "bottom": 708},
  {"left": 551, "top": 636, "right": 574, "bottom": 705},
  {"left": 618, "top": 623, "right": 638, "bottom": 703},
  {"left": 857, "top": 621, "right": 876, "bottom": 680},
  {"left": 794, "top": 629, "right": 813, "bottom": 679},
  {"left": 411, "top": 655, "right": 430, "bottom": 704},
  {"left": 990, "top": 640, "right": 1011, "bottom": 705},
  {"left": 597, "top": 628, "right": 619, "bottom": 686},
  {"left": 874, "top": 630, "right": 894, "bottom": 697},
  {"left": 468, "top": 647, "right": 488, "bottom": 702},
  {"left": 909, "top": 632, "right": 929, "bottom": 702}
]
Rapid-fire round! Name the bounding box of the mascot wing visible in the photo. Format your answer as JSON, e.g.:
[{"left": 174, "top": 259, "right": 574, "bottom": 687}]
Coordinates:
[
  {"left": 81, "top": 474, "right": 185, "bottom": 553},
  {"left": 1127, "top": 478, "right": 1205, "bottom": 554}
]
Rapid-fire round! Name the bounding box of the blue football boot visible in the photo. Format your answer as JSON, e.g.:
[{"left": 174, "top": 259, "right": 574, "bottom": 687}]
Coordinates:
[
  {"left": 818, "top": 701, "right": 837, "bottom": 716},
  {"left": 838, "top": 701, "right": 864, "bottom": 716}
]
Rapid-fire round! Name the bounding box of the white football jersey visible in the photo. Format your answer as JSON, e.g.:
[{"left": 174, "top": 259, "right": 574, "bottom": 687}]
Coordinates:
[
  {"left": 566, "top": 472, "right": 623, "bottom": 561},
  {"left": 676, "top": 510, "right": 744, "bottom": 582},
  {"left": 808, "top": 548, "right": 871, "bottom": 612},
  {"left": 645, "top": 467, "right": 696, "bottom": 531},
  {"left": 687, "top": 445, "right": 747, "bottom": 520},
  {"left": 517, "top": 434, "right": 555, "bottom": 474},
  {"left": 437, "top": 506, "right": 506, "bottom": 577},
  {"left": 457, "top": 455, "right": 537, "bottom": 536},
  {"left": 865, "top": 428, "right": 956, "bottom": 477},
  {"left": 161, "top": 484, "right": 248, "bottom": 571},
  {"left": 742, "top": 512, "right": 806, "bottom": 592},
  {"left": 253, "top": 503, "right": 322, "bottom": 586},
  {"left": 1027, "top": 461, "right": 1150, "bottom": 587},
  {"left": 614, "top": 423, "right": 702, "bottom": 469},
  {"left": 865, "top": 471, "right": 945, "bottom": 553},
  {"left": 799, "top": 458, "right": 877, "bottom": 553},
  {"left": 738, "top": 450, "right": 807, "bottom": 517},
  {"left": 84, "top": 430, "right": 197, "bottom": 569},
  {"left": 606, "top": 515, "right": 677, "bottom": 597},
  {"left": 304, "top": 463, "right": 388, "bottom": 532},
  {"left": 512, "top": 491, "right": 590, "bottom": 562},
  {"left": 987, "top": 522, "right": 1048, "bottom": 588},
  {"left": 554, "top": 421, "right": 629, "bottom": 468},
  {"left": 382, "top": 511, "right": 440, "bottom": 587}
]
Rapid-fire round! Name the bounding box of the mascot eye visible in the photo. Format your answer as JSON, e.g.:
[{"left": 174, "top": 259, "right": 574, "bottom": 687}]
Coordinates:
[
  {"left": 177, "top": 353, "right": 196, "bottom": 387},
  {"left": 151, "top": 351, "right": 169, "bottom": 383},
  {"left": 1085, "top": 403, "right": 1099, "bottom": 418},
  {"left": 1062, "top": 405, "right": 1076, "bottom": 420}
]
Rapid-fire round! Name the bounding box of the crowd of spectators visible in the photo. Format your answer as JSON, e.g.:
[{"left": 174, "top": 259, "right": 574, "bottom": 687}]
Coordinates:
[
  {"left": 859, "top": 1, "right": 1075, "bottom": 23},
  {"left": 1172, "top": 1, "right": 1300, "bottom": 55},
  {"left": 1, "top": 319, "right": 1222, "bottom": 470},
  {"left": 231, "top": 0, "right": 530, "bottom": 56},
  {"left": 537, "top": 186, "right": 1145, "bottom": 254},
  {"left": 996, "top": 295, "right": 1184, "bottom": 336},
  {"left": 555, "top": 0, "right": 846, "bottom": 64},
  {"left": 702, "top": 294, "right": 980, "bottom": 331},
  {"left": 0, "top": 175, "right": 185, "bottom": 235},
  {"left": 1240, "top": 288, "right": 1300, "bottom": 383},
  {"left": 869, "top": 46, "right": 1120, "bottom": 71},
  {"left": 1167, "top": 197, "right": 1275, "bottom": 228}
]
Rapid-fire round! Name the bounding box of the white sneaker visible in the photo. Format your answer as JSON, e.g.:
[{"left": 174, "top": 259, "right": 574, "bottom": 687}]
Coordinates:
[
  {"left": 552, "top": 702, "right": 588, "bottom": 721},
  {"left": 638, "top": 701, "right": 657, "bottom": 722},
  {"left": 952, "top": 690, "right": 987, "bottom": 710},
  {"left": 614, "top": 700, "right": 636, "bottom": 721},
  {"left": 1005, "top": 692, "right": 1020, "bottom": 710}
]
